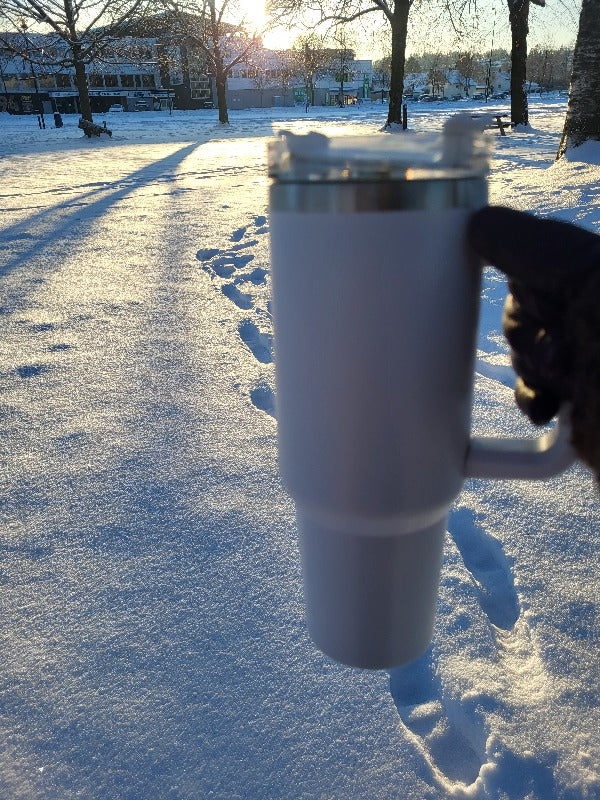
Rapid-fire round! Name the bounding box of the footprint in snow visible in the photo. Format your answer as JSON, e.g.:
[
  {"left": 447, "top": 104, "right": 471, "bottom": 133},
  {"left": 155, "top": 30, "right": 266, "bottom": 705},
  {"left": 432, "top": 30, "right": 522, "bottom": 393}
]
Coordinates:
[
  {"left": 253, "top": 215, "right": 269, "bottom": 235},
  {"left": 198, "top": 216, "right": 275, "bottom": 420},
  {"left": 16, "top": 364, "right": 48, "bottom": 379},
  {"left": 197, "top": 248, "right": 220, "bottom": 261},
  {"left": 238, "top": 319, "right": 273, "bottom": 364},
  {"left": 209, "top": 256, "right": 237, "bottom": 278},
  {"left": 250, "top": 381, "right": 276, "bottom": 418},
  {"left": 234, "top": 267, "right": 267, "bottom": 288},
  {"left": 389, "top": 649, "right": 488, "bottom": 788},
  {"left": 230, "top": 240, "right": 259, "bottom": 252},
  {"left": 389, "top": 507, "right": 524, "bottom": 789},
  {"left": 448, "top": 507, "right": 520, "bottom": 631},
  {"left": 231, "top": 253, "right": 255, "bottom": 269},
  {"left": 230, "top": 226, "right": 247, "bottom": 242},
  {"left": 222, "top": 283, "right": 253, "bottom": 310}
]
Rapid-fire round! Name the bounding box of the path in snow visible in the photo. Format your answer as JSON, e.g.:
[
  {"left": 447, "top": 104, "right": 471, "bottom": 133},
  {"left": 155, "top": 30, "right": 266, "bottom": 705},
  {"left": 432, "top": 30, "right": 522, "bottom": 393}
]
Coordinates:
[
  {"left": 197, "top": 214, "right": 276, "bottom": 417},
  {"left": 389, "top": 502, "right": 566, "bottom": 797},
  {"left": 389, "top": 504, "right": 519, "bottom": 793}
]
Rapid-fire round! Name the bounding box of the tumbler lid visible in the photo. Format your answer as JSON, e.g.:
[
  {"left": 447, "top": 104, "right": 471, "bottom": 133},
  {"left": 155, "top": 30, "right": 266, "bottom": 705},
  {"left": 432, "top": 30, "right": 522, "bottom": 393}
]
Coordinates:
[{"left": 268, "top": 114, "right": 492, "bottom": 183}]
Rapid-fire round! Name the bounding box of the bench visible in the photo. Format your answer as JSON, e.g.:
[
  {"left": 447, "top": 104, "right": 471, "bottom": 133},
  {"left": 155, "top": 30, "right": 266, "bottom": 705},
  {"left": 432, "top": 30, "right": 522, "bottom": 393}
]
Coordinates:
[
  {"left": 471, "top": 114, "right": 515, "bottom": 136},
  {"left": 78, "top": 118, "right": 112, "bottom": 138},
  {"left": 488, "top": 115, "right": 515, "bottom": 136}
]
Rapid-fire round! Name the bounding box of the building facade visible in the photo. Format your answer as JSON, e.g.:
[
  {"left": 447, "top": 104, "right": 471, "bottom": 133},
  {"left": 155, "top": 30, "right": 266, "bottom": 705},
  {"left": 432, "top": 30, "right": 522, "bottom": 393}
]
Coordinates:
[
  {"left": 0, "top": 35, "right": 174, "bottom": 114},
  {"left": 226, "top": 53, "right": 372, "bottom": 109},
  {"left": 0, "top": 33, "right": 372, "bottom": 114}
]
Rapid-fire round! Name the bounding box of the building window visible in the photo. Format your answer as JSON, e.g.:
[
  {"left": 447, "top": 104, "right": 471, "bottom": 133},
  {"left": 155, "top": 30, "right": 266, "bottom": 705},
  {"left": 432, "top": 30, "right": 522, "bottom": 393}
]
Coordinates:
[
  {"left": 120, "top": 74, "right": 134, "bottom": 87},
  {"left": 142, "top": 74, "right": 156, "bottom": 88},
  {"left": 134, "top": 75, "right": 142, "bottom": 87},
  {"left": 38, "top": 74, "right": 56, "bottom": 89},
  {"left": 104, "top": 74, "right": 118, "bottom": 87},
  {"left": 56, "top": 73, "right": 72, "bottom": 88},
  {"left": 4, "top": 74, "right": 19, "bottom": 89},
  {"left": 89, "top": 74, "right": 103, "bottom": 87},
  {"left": 190, "top": 77, "right": 210, "bottom": 99}
]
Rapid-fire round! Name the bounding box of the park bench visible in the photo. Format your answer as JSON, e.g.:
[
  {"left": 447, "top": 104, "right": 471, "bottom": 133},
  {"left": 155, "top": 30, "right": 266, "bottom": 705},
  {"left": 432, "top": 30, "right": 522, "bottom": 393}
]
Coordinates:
[
  {"left": 78, "top": 118, "right": 112, "bottom": 138},
  {"left": 471, "top": 114, "right": 515, "bottom": 136},
  {"left": 488, "top": 114, "right": 515, "bottom": 135}
]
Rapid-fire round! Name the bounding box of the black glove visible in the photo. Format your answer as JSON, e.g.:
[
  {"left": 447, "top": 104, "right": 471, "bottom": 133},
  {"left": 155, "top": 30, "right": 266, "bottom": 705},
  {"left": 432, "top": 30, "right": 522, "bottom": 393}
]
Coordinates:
[{"left": 467, "top": 205, "right": 600, "bottom": 482}]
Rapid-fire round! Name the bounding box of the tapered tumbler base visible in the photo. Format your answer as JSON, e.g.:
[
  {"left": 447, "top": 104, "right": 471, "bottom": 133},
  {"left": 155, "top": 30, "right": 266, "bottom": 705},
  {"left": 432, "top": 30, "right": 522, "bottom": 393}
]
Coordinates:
[{"left": 297, "top": 511, "right": 447, "bottom": 669}]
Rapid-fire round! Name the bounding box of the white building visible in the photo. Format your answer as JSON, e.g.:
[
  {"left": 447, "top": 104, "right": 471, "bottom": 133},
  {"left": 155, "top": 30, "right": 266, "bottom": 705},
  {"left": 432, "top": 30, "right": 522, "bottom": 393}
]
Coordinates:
[{"left": 226, "top": 51, "right": 372, "bottom": 108}]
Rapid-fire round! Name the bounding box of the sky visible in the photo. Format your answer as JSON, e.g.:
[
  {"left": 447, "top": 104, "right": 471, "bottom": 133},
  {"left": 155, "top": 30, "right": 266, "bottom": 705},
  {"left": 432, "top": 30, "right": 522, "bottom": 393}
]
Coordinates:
[{"left": 241, "top": 0, "right": 582, "bottom": 59}]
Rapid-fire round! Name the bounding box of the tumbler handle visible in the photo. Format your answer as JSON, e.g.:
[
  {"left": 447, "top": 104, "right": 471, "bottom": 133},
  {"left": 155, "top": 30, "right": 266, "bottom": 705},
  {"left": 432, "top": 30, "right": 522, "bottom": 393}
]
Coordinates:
[{"left": 465, "top": 405, "right": 575, "bottom": 480}]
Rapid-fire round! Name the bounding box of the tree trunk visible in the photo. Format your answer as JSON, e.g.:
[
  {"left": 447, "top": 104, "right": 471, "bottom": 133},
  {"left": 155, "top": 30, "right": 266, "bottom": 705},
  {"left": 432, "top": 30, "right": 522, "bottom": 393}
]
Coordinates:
[
  {"left": 508, "top": 0, "right": 529, "bottom": 126},
  {"left": 215, "top": 64, "right": 228, "bottom": 124},
  {"left": 73, "top": 46, "right": 92, "bottom": 122},
  {"left": 65, "top": 0, "right": 93, "bottom": 123},
  {"left": 556, "top": 0, "right": 600, "bottom": 159},
  {"left": 386, "top": 0, "right": 410, "bottom": 127},
  {"left": 209, "top": 1, "right": 228, "bottom": 124}
]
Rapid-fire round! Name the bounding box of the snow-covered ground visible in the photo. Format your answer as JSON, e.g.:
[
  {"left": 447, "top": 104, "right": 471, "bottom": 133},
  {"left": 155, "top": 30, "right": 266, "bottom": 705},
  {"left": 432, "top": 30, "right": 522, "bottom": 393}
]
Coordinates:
[{"left": 0, "top": 96, "right": 598, "bottom": 799}]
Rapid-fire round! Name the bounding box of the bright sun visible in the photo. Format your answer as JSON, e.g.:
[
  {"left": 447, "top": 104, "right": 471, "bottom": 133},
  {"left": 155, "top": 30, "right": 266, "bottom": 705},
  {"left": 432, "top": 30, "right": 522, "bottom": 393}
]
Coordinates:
[{"left": 237, "top": 0, "right": 296, "bottom": 51}]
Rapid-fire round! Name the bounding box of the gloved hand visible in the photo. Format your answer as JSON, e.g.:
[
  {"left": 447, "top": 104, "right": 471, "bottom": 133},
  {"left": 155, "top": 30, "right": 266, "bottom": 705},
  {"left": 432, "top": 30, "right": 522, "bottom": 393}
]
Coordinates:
[{"left": 467, "top": 205, "right": 600, "bottom": 482}]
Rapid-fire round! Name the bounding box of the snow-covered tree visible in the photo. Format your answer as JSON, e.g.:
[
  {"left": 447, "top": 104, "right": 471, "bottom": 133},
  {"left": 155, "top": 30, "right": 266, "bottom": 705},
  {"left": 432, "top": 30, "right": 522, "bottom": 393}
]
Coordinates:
[
  {"left": 556, "top": 0, "right": 600, "bottom": 159},
  {"left": 0, "top": 0, "right": 152, "bottom": 122}
]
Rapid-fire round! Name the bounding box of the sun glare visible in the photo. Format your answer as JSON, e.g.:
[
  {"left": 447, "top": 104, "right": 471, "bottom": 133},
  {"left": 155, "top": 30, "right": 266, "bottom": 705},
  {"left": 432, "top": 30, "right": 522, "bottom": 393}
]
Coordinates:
[
  {"left": 238, "top": 0, "right": 266, "bottom": 32},
  {"left": 238, "top": 0, "right": 296, "bottom": 51}
]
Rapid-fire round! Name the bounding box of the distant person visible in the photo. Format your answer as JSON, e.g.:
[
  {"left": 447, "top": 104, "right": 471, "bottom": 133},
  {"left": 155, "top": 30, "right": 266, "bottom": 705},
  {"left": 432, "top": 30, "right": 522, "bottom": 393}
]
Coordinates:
[{"left": 467, "top": 206, "right": 600, "bottom": 483}]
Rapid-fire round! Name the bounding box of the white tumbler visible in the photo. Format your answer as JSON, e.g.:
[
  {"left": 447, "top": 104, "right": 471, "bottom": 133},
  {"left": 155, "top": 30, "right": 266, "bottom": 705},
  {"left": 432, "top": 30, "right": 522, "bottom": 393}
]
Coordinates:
[{"left": 268, "top": 119, "right": 574, "bottom": 669}]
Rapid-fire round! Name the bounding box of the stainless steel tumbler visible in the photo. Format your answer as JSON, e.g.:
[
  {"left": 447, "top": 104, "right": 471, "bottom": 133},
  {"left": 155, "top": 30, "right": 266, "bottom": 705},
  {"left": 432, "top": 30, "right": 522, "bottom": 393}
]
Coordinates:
[{"left": 268, "top": 118, "right": 573, "bottom": 669}]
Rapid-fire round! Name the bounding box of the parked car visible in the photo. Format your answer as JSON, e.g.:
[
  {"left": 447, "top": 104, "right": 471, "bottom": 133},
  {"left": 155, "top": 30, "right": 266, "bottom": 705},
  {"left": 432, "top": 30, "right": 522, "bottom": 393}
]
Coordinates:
[
  {"left": 108, "top": 104, "right": 125, "bottom": 112},
  {"left": 419, "top": 94, "right": 442, "bottom": 102},
  {"left": 490, "top": 92, "right": 508, "bottom": 100},
  {"left": 471, "top": 93, "right": 486, "bottom": 101},
  {"left": 134, "top": 100, "right": 149, "bottom": 111}
]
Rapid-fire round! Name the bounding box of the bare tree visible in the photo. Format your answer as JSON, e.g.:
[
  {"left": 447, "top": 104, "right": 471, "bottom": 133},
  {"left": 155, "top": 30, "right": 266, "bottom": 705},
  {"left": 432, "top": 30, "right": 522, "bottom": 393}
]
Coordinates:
[
  {"left": 331, "top": 23, "right": 354, "bottom": 105},
  {"left": 269, "top": 0, "right": 415, "bottom": 126},
  {"left": 272, "top": 47, "right": 301, "bottom": 104},
  {"left": 289, "top": 32, "right": 334, "bottom": 108},
  {"left": 0, "top": 0, "right": 152, "bottom": 122},
  {"left": 422, "top": 51, "right": 446, "bottom": 96},
  {"left": 165, "top": 1, "right": 263, "bottom": 123},
  {"left": 454, "top": 51, "right": 476, "bottom": 96},
  {"left": 557, "top": 0, "right": 600, "bottom": 159},
  {"left": 372, "top": 52, "right": 391, "bottom": 102}
]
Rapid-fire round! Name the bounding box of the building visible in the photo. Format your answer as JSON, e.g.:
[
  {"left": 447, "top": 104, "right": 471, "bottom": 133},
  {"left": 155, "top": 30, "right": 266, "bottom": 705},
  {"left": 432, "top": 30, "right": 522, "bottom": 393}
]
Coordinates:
[
  {"left": 227, "top": 53, "right": 372, "bottom": 108},
  {"left": 0, "top": 35, "right": 174, "bottom": 114},
  {"left": 0, "top": 30, "right": 372, "bottom": 114}
]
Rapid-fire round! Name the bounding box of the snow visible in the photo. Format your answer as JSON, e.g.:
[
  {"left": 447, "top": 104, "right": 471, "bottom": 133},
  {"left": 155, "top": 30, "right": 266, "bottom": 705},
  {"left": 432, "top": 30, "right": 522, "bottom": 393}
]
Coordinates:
[{"left": 0, "top": 95, "right": 598, "bottom": 799}]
